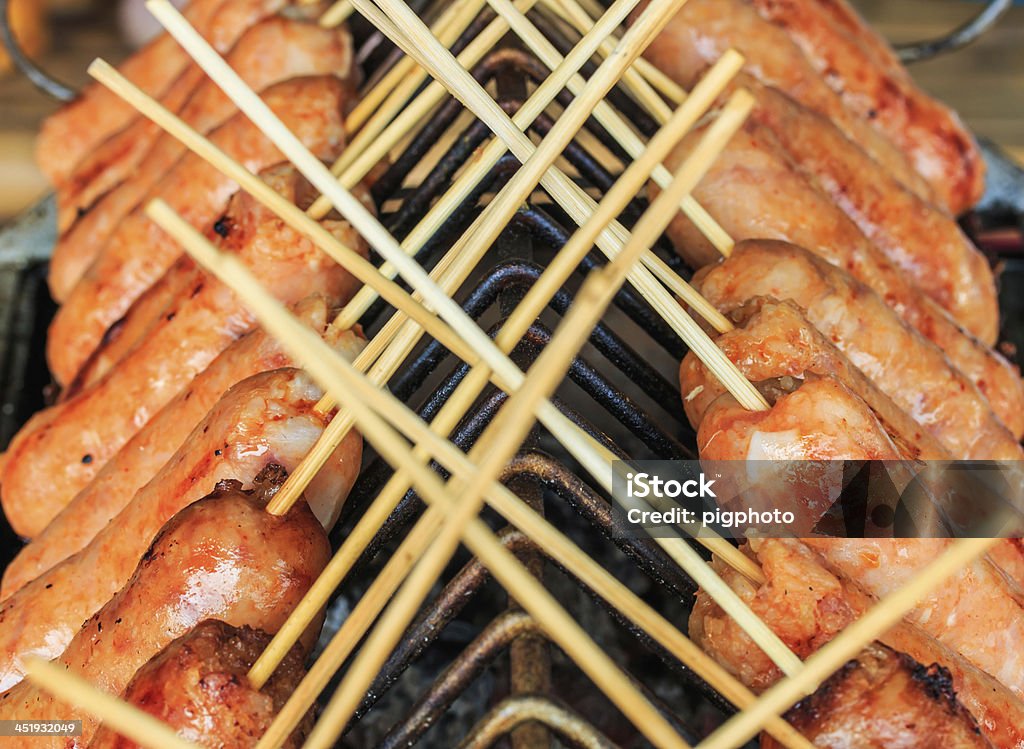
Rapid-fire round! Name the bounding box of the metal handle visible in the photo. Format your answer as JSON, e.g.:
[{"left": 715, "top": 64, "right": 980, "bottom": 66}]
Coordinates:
[
  {"left": 896, "top": 0, "right": 1012, "bottom": 64},
  {"left": 0, "top": 0, "right": 77, "bottom": 102}
]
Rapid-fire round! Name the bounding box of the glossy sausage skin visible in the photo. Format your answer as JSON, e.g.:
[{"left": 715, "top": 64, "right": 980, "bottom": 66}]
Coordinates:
[
  {"left": 750, "top": 0, "right": 984, "bottom": 214},
  {"left": 693, "top": 241, "right": 1021, "bottom": 460},
  {"left": 692, "top": 539, "right": 1024, "bottom": 749},
  {"left": 663, "top": 121, "right": 1024, "bottom": 439},
  {"left": 737, "top": 77, "right": 996, "bottom": 342},
  {"left": 804, "top": 538, "right": 1024, "bottom": 700},
  {"left": 634, "top": 0, "right": 934, "bottom": 203},
  {"left": 0, "top": 474, "right": 330, "bottom": 748},
  {"left": 35, "top": 0, "right": 286, "bottom": 187},
  {"left": 758, "top": 645, "right": 992, "bottom": 748},
  {"left": 46, "top": 75, "right": 350, "bottom": 386},
  {"left": 0, "top": 368, "right": 358, "bottom": 693},
  {"left": 3, "top": 168, "right": 364, "bottom": 539},
  {"left": 89, "top": 621, "right": 312, "bottom": 749},
  {"left": 1, "top": 297, "right": 364, "bottom": 597},
  {"left": 51, "top": 15, "right": 354, "bottom": 288},
  {"left": 681, "top": 300, "right": 950, "bottom": 462}
]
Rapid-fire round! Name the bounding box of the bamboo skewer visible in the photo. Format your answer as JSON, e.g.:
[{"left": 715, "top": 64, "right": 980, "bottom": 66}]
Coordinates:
[
  {"left": 307, "top": 86, "right": 761, "bottom": 746},
  {"left": 24, "top": 658, "right": 198, "bottom": 749},
  {"left": 256, "top": 88, "right": 775, "bottom": 744},
  {"left": 250, "top": 48, "right": 766, "bottom": 698},
  {"left": 496, "top": 0, "right": 735, "bottom": 256},
  {"left": 319, "top": 0, "right": 353, "bottom": 29},
  {"left": 144, "top": 0, "right": 791, "bottom": 674},
  {"left": 696, "top": 536, "right": 1007, "bottom": 749},
  {"left": 149, "top": 202, "right": 692, "bottom": 749},
  {"left": 350, "top": 0, "right": 742, "bottom": 347},
  {"left": 325, "top": 0, "right": 487, "bottom": 181}
]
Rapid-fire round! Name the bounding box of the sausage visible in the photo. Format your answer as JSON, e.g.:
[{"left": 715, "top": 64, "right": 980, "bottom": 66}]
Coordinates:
[
  {"left": 634, "top": 0, "right": 935, "bottom": 203},
  {"left": 46, "top": 75, "right": 350, "bottom": 386},
  {"left": 1, "top": 296, "right": 364, "bottom": 597},
  {"left": 0, "top": 367, "right": 357, "bottom": 693},
  {"left": 803, "top": 538, "right": 1024, "bottom": 699},
  {"left": 0, "top": 471, "right": 331, "bottom": 747},
  {"left": 692, "top": 240, "right": 1021, "bottom": 460},
  {"left": 759, "top": 643, "right": 994, "bottom": 749},
  {"left": 680, "top": 299, "right": 951, "bottom": 463},
  {"left": 692, "top": 538, "right": 1024, "bottom": 749},
  {"left": 3, "top": 167, "right": 364, "bottom": 539},
  {"left": 34, "top": 0, "right": 290, "bottom": 187},
  {"left": 662, "top": 119, "right": 1024, "bottom": 438},
  {"left": 52, "top": 14, "right": 355, "bottom": 278},
  {"left": 89, "top": 621, "right": 312, "bottom": 749},
  {"left": 749, "top": 0, "right": 984, "bottom": 214},
  {"left": 734, "top": 76, "right": 997, "bottom": 342}
]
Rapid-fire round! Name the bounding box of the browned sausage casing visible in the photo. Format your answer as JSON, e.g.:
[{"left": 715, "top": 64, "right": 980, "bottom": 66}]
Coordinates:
[
  {"left": 2, "top": 167, "right": 364, "bottom": 539},
  {"left": 51, "top": 15, "right": 355, "bottom": 289},
  {"left": 759, "top": 643, "right": 993, "bottom": 749},
  {"left": 46, "top": 75, "right": 350, "bottom": 386},
  {"left": 735, "top": 77, "right": 997, "bottom": 343},
  {"left": 0, "top": 473, "right": 330, "bottom": 748},
  {"left": 1, "top": 296, "right": 364, "bottom": 597},
  {"left": 0, "top": 368, "right": 359, "bottom": 693},
  {"left": 89, "top": 621, "right": 312, "bottom": 749},
  {"left": 693, "top": 240, "right": 1021, "bottom": 460},
  {"left": 634, "top": 0, "right": 935, "bottom": 203},
  {"left": 35, "top": 0, "right": 287, "bottom": 187},
  {"left": 663, "top": 119, "right": 1024, "bottom": 438},
  {"left": 749, "top": 0, "right": 985, "bottom": 214}
]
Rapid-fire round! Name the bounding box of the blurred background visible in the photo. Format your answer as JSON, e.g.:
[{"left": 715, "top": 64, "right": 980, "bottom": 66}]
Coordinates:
[{"left": 0, "top": 0, "right": 1022, "bottom": 221}]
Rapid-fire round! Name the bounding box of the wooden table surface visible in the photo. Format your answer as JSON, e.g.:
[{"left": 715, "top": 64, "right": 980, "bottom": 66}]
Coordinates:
[{"left": 0, "top": 1, "right": 1021, "bottom": 220}]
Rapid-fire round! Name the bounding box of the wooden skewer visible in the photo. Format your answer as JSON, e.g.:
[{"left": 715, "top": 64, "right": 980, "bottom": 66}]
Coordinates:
[
  {"left": 308, "top": 0, "right": 543, "bottom": 222},
  {"left": 24, "top": 658, "right": 198, "bottom": 749},
  {"left": 336, "top": 0, "right": 743, "bottom": 391},
  {"left": 497, "top": 0, "right": 736, "bottom": 256},
  {"left": 353, "top": 0, "right": 762, "bottom": 409},
  {"left": 319, "top": 0, "right": 353, "bottom": 28},
  {"left": 149, "top": 201, "right": 692, "bottom": 749},
  {"left": 87, "top": 52, "right": 759, "bottom": 595},
  {"left": 251, "top": 87, "right": 785, "bottom": 719},
  {"left": 332, "top": 0, "right": 485, "bottom": 165},
  {"left": 547, "top": 0, "right": 687, "bottom": 106},
  {"left": 696, "top": 536, "right": 1005, "bottom": 749},
  {"left": 294, "top": 79, "right": 760, "bottom": 749}
]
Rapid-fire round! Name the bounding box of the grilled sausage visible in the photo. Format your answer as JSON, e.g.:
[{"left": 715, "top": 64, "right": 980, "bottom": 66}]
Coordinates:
[
  {"left": 46, "top": 75, "right": 350, "bottom": 386},
  {"left": 692, "top": 241, "right": 1021, "bottom": 460},
  {"left": 0, "top": 368, "right": 358, "bottom": 692},
  {"left": 732, "top": 76, "right": 996, "bottom": 342},
  {"left": 35, "top": 0, "right": 287, "bottom": 186},
  {"left": 0, "top": 471, "right": 330, "bottom": 747},
  {"left": 759, "top": 643, "right": 993, "bottom": 749},
  {"left": 681, "top": 300, "right": 950, "bottom": 463},
  {"left": 89, "top": 621, "right": 312, "bottom": 749},
  {"left": 1, "top": 296, "right": 364, "bottom": 597},
  {"left": 634, "top": 0, "right": 934, "bottom": 203},
  {"left": 749, "top": 0, "right": 984, "bottom": 214},
  {"left": 803, "top": 538, "right": 1024, "bottom": 699},
  {"left": 52, "top": 14, "right": 355, "bottom": 273},
  {"left": 662, "top": 119, "right": 1024, "bottom": 438},
  {"left": 3, "top": 167, "right": 364, "bottom": 538},
  {"left": 692, "top": 538, "right": 1024, "bottom": 749}
]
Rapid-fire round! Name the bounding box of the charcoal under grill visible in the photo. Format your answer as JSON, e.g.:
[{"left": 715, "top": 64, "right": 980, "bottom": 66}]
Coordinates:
[{"left": 1, "top": 4, "right": 1024, "bottom": 748}]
